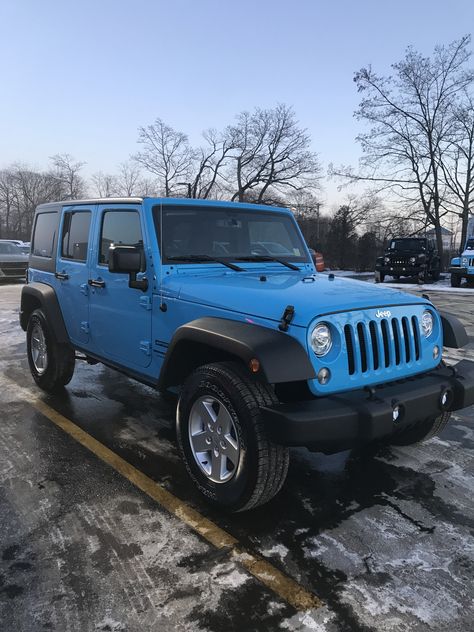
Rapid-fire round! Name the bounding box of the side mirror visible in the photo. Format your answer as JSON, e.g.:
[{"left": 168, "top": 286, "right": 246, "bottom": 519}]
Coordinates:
[
  {"left": 108, "top": 245, "right": 148, "bottom": 291},
  {"left": 108, "top": 245, "right": 143, "bottom": 273}
]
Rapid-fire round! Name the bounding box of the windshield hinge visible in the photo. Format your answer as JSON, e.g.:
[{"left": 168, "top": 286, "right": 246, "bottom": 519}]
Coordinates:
[{"left": 279, "top": 305, "right": 295, "bottom": 332}]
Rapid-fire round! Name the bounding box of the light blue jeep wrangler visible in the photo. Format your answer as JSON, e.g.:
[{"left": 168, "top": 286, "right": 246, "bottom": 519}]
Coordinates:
[
  {"left": 21, "top": 198, "right": 474, "bottom": 511},
  {"left": 450, "top": 217, "right": 474, "bottom": 287}
]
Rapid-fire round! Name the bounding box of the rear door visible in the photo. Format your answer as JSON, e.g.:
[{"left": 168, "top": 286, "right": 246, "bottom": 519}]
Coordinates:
[
  {"left": 55, "top": 206, "right": 93, "bottom": 345},
  {"left": 88, "top": 204, "right": 152, "bottom": 370}
]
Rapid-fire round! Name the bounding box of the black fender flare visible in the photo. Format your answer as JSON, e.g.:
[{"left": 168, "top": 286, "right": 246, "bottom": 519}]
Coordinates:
[
  {"left": 158, "top": 317, "right": 316, "bottom": 388},
  {"left": 20, "top": 282, "right": 70, "bottom": 343},
  {"left": 440, "top": 311, "right": 469, "bottom": 348}
]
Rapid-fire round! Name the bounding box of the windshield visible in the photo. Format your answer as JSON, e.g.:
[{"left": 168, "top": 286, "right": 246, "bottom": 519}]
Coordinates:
[
  {"left": 389, "top": 239, "right": 426, "bottom": 251},
  {"left": 153, "top": 206, "right": 309, "bottom": 264},
  {"left": 465, "top": 239, "right": 474, "bottom": 250}
]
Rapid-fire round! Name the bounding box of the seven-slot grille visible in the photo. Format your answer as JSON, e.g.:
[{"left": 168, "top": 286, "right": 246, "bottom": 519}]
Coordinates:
[
  {"left": 389, "top": 256, "right": 411, "bottom": 265},
  {"left": 464, "top": 256, "right": 474, "bottom": 267},
  {"left": 344, "top": 316, "right": 421, "bottom": 375}
]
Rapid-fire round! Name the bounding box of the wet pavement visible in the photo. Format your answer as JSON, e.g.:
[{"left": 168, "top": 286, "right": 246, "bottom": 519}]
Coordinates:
[{"left": 0, "top": 281, "right": 473, "bottom": 631}]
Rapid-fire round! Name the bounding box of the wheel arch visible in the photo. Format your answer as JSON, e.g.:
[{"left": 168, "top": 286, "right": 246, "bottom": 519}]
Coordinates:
[
  {"left": 20, "top": 282, "right": 69, "bottom": 343},
  {"left": 158, "top": 317, "right": 316, "bottom": 389}
]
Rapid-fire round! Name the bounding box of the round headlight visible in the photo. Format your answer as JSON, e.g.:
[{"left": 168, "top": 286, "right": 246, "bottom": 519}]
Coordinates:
[
  {"left": 384, "top": 256, "right": 390, "bottom": 263},
  {"left": 409, "top": 256, "right": 416, "bottom": 264},
  {"left": 421, "top": 310, "right": 434, "bottom": 338},
  {"left": 311, "top": 323, "right": 332, "bottom": 356}
]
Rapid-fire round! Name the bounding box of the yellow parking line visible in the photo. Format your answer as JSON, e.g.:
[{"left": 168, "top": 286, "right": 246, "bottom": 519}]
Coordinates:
[{"left": 25, "top": 396, "right": 322, "bottom": 612}]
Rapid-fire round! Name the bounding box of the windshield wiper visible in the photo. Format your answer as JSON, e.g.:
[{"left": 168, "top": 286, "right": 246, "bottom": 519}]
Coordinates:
[
  {"left": 236, "top": 255, "right": 300, "bottom": 271},
  {"left": 167, "top": 255, "right": 245, "bottom": 272}
]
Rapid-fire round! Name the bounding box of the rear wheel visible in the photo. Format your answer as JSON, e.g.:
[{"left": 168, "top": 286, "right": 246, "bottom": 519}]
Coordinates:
[
  {"left": 431, "top": 268, "right": 440, "bottom": 281},
  {"left": 27, "top": 309, "right": 75, "bottom": 392},
  {"left": 390, "top": 412, "right": 451, "bottom": 446},
  {"left": 176, "top": 361, "right": 289, "bottom": 512}
]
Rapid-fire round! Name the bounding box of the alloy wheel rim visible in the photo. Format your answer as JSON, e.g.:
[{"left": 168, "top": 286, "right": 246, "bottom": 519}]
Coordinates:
[
  {"left": 188, "top": 395, "right": 240, "bottom": 483},
  {"left": 31, "top": 323, "right": 48, "bottom": 375}
]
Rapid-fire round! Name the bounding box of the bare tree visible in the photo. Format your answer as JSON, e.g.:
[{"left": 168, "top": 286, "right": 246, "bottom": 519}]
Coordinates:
[
  {"left": 332, "top": 36, "right": 474, "bottom": 259},
  {"left": 225, "top": 104, "right": 321, "bottom": 203},
  {"left": 188, "top": 129, "right": 232, "bottom": 199},
  {"left": 440, "top": 95, "right": 474, "bottom": 249},
  {"left": 133, "top": 118, "right": 193, "bottom": 196},
  {"left": 115, "top": 161, "right": 143, "bottom": 196},
  {"left": 91, "top": 172, "right": 118, "bottom": 198},
  {"left": 50, "top": 153, "right": 87, "bottom": 199}
]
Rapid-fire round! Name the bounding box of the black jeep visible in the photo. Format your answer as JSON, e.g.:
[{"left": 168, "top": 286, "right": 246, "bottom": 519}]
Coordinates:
[{"left": 375, "top": 237, "right": 440, "bottom": 284}]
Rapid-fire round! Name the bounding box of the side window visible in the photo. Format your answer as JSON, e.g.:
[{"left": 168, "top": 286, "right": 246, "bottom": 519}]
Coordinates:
[
  {"left": 99, "top": 210, "right": 143, "bottom": 265},
  {"left": 0, "top": 243, "right": 14, "bottom": 254},
  {"left": 61, "top": 211, "right": 91, "bottom": 261},
  {"left": 32, "top": 212, "right": 58, "bottom": 258}
]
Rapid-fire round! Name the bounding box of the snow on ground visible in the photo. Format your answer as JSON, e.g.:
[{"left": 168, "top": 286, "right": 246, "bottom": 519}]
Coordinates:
[{"left": 327, "top": 271, "right": 474, "bottom": 293}]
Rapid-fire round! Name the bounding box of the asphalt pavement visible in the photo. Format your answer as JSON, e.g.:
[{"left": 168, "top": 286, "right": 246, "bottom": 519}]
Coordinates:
[{"left": 0, "top": 281, "right": 473, "bottom": 632}]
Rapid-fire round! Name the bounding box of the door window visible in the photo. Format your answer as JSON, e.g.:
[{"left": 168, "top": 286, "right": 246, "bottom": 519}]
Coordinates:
[
  {"left": 99, "top": 211, "right": 143, "bottom": 265},
  {"left": 32, "top": 212, "right": 58, "bottom": 257},
  {"left": 61, "top": 211, "right": 91, "bottom": 261}
]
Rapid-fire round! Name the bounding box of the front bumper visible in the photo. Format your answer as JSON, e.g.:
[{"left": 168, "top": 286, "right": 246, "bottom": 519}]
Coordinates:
[
  {"left": 262, "top": 360, "right": 474, "bottom": 453},
  {"left": 449, "top": 267, "right": 474, "bottom": 277},
  {"left": 376, "top": 264, "right": 424, "bottom": 275}
]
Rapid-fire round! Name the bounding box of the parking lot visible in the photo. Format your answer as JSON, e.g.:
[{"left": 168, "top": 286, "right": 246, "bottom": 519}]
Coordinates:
[{"left": 0, "top": 281, "right": 473, "bottom": 632}]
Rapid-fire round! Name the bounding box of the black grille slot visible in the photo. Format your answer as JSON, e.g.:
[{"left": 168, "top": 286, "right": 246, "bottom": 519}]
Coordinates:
[
  {"left": 402, "top": 317, "right": 411, "bottom": 362},
  {"left": 344, "top": 325, "right": 355, "bottom": 375},
  {"left": 380, "top": 319, "right": 390, "bottom": 367},
  {"left": 357, "top": 323, "right": 368, "bottom": 373},
  {"left": 412, "top": 316, "right": 420, "bottom": 360},
  {"left": 369, "top": 321, "right": 379, "bottom": 370},
  {"left": 391, "top": 320, "right": 401, "bottom": 365}
]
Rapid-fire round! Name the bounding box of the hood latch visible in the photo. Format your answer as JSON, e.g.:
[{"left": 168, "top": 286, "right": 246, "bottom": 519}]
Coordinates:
[{"left": 279, "top": 305, "right": 295, "bottom": 332}]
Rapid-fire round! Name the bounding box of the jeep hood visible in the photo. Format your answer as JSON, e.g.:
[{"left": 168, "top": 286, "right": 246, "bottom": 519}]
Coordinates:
[{"left": 164, "top": 271, "right": 429, "bottom": 327}]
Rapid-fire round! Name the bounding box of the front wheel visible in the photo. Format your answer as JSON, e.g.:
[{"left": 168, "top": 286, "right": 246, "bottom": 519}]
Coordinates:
[
  {"left": 451, "top": 273, "right": 461, "bottom": 287},
  {"left": 375, "top": 271, "right": 385, "bottom": 283},
  {"left": 27, "top": 309, "right": 75, "bottom": 392},
  {"left": 176, "top": 362, "right": 289, "bottom": 512},
  {"left": 390, "top": 412, "right": 451, "bottom": 446}
]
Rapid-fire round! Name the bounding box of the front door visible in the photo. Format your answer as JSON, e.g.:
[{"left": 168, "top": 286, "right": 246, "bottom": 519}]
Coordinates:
[
  {"left": 88, "top": 205, "right": 152, "bottom": 370},
  {"left": 55, "top": 206, "right": 93, "bottom": 345}
]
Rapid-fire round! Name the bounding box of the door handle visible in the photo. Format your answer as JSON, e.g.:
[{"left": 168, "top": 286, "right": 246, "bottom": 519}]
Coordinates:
[
  {"left": 55, "top": 272, "right": 69, "bottom": 280},
  {"left": 88, "top": 278, "right": 106, "bottom": 288}
]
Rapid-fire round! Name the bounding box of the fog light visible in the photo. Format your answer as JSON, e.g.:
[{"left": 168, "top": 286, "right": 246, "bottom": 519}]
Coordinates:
[
  {"left": 433, "top": 345, "right": 440, "bottom": 360},
  {"left": 317, "top": 368, "right": 331, "bottom": 384},
  {"left": 392, "top": 405, "right": 400, "bottom": 422},
  {"left": 439, "top": 389, "right": 452, "bottom": 410}
]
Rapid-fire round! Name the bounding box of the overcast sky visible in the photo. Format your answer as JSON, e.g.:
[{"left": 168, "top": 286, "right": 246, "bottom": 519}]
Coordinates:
[{"left": 1, "top": 0, "right": 474, "bottom": 206}]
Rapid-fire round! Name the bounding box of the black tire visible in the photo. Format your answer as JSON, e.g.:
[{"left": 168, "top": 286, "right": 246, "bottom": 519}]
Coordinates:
[
  {"left": 451, "top": 273, "right": 461, "bottom": 288},
  {"left": 375, "top": 272, "right": 385, "bottom": 283},
  {"left": 431, "top": 268, "right": 440, "bottom": 281},
  {"left": 176, "top": 361, "right": 289, "bottom": 512},
  {"left": 26, "top": 308, "right": 75, "bottom": 392},
  {"left": 417, "top": 271, "right": 426, "bottom": 284},
  {"left": 390, "top": 412, "right": 451, "bottom": 446}
]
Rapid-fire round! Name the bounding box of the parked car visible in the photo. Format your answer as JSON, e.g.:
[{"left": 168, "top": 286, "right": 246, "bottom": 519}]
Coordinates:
[
  {"left": 20, "top": 198, "right": 474, "bottom": 511},
  {"left": 375, "top": 237, "right": 440, "bottom": 283},
  {"left": 449, "top": 216, "right": 474, "bottom": 287},
  {"left": 0, "top": 240, "right": 29, "bottom": 281}
]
